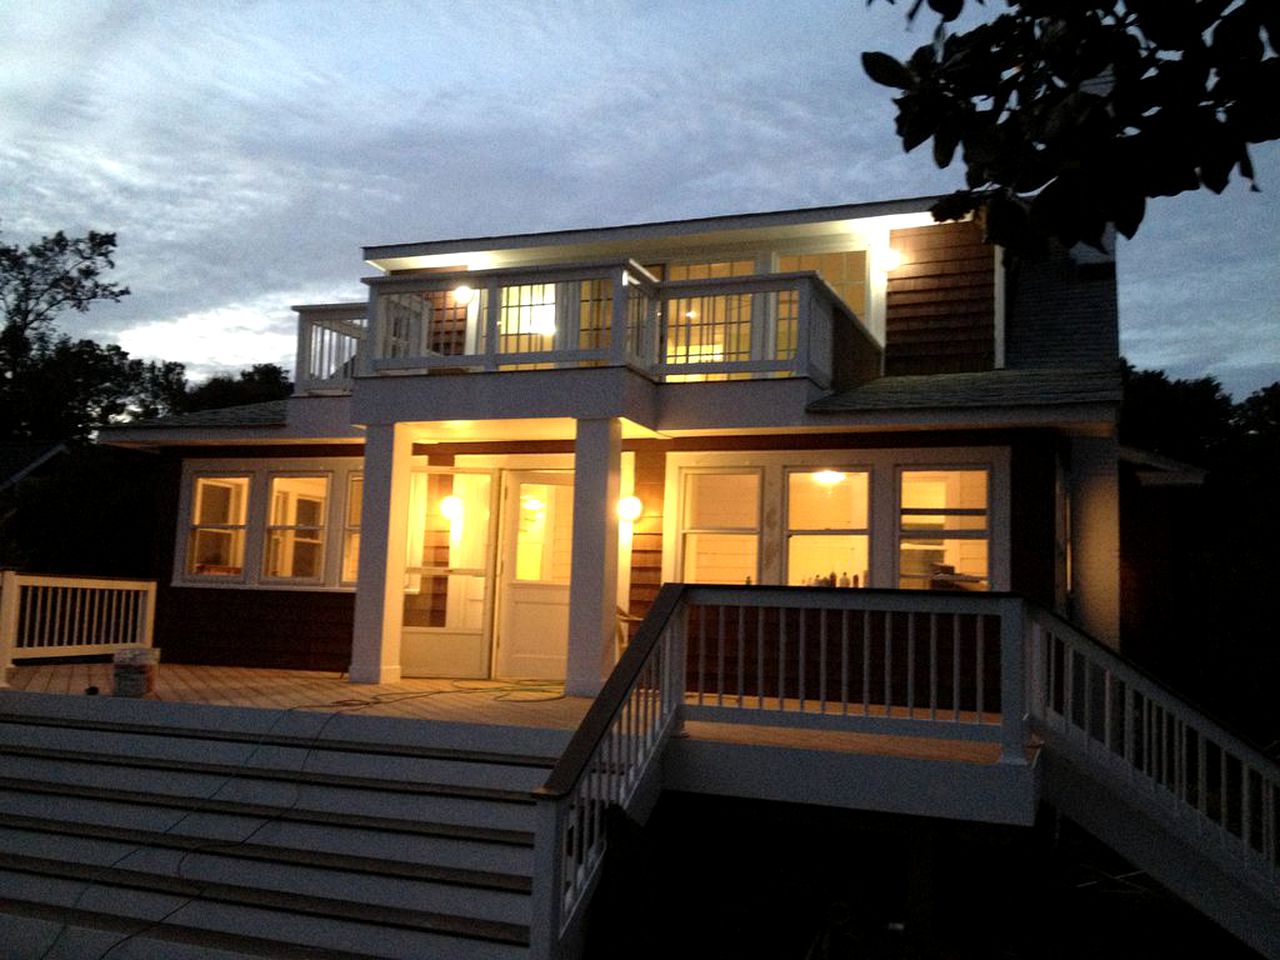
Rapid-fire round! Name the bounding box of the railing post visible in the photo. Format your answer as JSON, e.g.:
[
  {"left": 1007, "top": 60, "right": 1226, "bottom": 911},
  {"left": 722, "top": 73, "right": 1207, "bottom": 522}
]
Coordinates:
[
  {"left": 610, "top": 266, "right": 629, "bottom": 367},
  {"left": 794, "top": 279, "right": 813, "bottom": 379},
  {"left": 139, "top": 581, "right": 157, "bottom": 648},
  {"left": 529, "top": 796, "right": 567, "bottom": 960},
  {"left": 0, "top": 570, "right": 18, "bottom": 681},
  {"left": 483, "top": 282, "right": 501, "bottom": 372},
  {"left": 999, "top": 597, "right": 1028, "bottom": 764},
  {"left": 294, "top": 314, "right": 313, "bottom": 395}
]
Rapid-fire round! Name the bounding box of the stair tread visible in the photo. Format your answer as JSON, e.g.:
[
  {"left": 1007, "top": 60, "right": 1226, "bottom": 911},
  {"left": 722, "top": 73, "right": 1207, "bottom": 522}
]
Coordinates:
[
  {"left": 0, "top": 710, "right": 558, "bottom": 769},
  {"left": 0, "top": 774, "right": 534, "bottom": 847},
  {"left": 0, "top": 895, "right": 388, "bottom": 960},
  {"left": 0, "top": 814, "right": 532, "bottom": 892},
  {"left": 0, "top": 743, "right": 538, "bottom": 804},
  {"left": 0, "top": 851, "right": 530, "bottom": 946}
]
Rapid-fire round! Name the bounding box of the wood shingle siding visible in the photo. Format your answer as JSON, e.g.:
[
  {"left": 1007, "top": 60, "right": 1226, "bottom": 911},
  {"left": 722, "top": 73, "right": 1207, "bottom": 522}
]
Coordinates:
[
  {"left": 886, "top": 221, "right": 995, "bottom": 376},
  {"left": 154, "top": 588, "right": 355, "bottom": 671}
]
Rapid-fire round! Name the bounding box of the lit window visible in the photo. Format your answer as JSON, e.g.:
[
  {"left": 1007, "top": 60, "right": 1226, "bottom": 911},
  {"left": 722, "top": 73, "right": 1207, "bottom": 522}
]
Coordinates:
[
  {"left": 342, "top": 475, "right": 362, "bottom": 583},
  {"left": 404, "top": 472, "right": 493, "bottom": 629},
  {"left": 188, "top": 476, "right": 250, "bottom": 576},
  {"left": 264, "top": 475, "right": 329, "bottom": 580},
  {"left": 681, "top": 471, "right": 760, "bottom": 584},
  {"left": 786, "top": 469, "right": 870, "bottom": 587},
  {"left": 898, "top": 469, "right": 989, "bottom": 590}
]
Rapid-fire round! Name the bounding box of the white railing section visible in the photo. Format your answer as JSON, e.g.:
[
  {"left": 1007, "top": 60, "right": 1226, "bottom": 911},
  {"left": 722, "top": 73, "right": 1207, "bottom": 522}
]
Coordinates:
[
  {"left": 0, "top": 571, "right": 156, "bottom": 671},
  {"left": 1027, "top": 606, "right": 1280, "bottom": 896},
  {"left": 530, "top": 585, "right": 686, "bottom": 960},
  {"left": 294, "top": 304, "right": 367, "bottom": 394},
  {"left": 334, "top": 264, "right": 872, "bottom": 390},
  {"left": 655, "top": 273, "right": 847, "bottom": 388},
  {"left": 367, "top": 260, "right": 659, "bottom": 375}
]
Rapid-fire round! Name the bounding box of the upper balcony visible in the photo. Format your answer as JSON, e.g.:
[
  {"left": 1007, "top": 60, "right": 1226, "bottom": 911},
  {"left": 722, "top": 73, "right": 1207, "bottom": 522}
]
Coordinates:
[{"left": 294, "top": 259, "right": 881, "bottom": 397}]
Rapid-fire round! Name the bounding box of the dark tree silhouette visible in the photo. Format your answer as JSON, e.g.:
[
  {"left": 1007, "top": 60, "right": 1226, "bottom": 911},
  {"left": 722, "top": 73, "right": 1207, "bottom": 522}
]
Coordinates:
[{"left": 864, "top": 0, "right": 1279, "bottom": 250}]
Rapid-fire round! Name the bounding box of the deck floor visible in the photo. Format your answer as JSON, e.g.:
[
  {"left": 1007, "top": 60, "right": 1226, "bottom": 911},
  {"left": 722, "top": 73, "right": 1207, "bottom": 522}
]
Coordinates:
[{"left": 2, "top": 662, "right": 592, "bottom": 730}]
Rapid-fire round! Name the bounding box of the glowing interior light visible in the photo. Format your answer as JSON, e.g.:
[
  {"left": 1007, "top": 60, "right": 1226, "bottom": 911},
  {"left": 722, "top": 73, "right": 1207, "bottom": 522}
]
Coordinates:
[
  {"left": 617, "top": 495, "right": 643, "bottom": 522},
  {"left": 530, "top": 303, "right": 557, "bottom": 336},
  {"left": 813, "top": 470, "right": 846, "bottom": 486},
  {"left": 452, "top": 284, "right": 475, "bottom": 306},
  {"left": 684, "top": 310, "right": 698, "bottom": 320},
  {"left": 522, "top": 496, "right": 546, "bottom": 513},
  {"left": 439, "top": 495, "right": 464, "bottom": 521}
]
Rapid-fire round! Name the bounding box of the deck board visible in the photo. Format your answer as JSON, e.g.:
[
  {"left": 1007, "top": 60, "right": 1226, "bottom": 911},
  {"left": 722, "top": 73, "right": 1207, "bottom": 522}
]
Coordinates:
[{"left": 3, "top": 663, "right": 591, "bottom": 730}]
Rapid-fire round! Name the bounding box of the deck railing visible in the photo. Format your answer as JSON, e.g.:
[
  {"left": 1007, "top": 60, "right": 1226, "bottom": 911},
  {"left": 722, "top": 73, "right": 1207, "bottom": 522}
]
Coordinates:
[
  {"left": 0, "top": 571, "right": 156, "bottom": 672},
  {"left": 1028, "top": 605, "right": 1279, "bottom": 897},
  {"left": 529, "top": 584, "right": 1029, "bottom": 959},
  {"left": 296, "top": 263, "right": 872, "bottom": 394},
  {"left": 294, "top": 304, "right": 368, "bottom": 394}
]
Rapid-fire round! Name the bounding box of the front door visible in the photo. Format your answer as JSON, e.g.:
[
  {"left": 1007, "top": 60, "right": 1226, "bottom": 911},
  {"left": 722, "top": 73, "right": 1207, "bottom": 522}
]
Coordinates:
[
  {"left": 400, "top": 469, "right": 495, "bottom": 678},
  {"left": 494, "top": 471, "right": 574, "bottom": 678}
]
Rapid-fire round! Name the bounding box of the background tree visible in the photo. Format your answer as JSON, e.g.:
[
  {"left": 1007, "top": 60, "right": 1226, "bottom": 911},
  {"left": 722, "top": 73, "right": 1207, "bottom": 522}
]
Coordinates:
[
  {"left": 863, "top": 0, "right": 1279, "bottom": 250},
  {"left": 183, "top": 362, "right": 292, "bottom": 412}
]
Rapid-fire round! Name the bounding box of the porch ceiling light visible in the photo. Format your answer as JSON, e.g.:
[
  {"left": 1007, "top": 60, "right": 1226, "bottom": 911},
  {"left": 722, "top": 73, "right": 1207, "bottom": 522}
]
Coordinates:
[
  {"left": 617, "top": 495, "right": 643, "bottom": 522},
  {"left": 452, "top": 284, "right": 476, "bottom": 306},
  {"left": 813, "top": 469, "right": 846, "bottom": 486},
  {"left": 439, "top": 495, "right": 465, "bottom": 521}
]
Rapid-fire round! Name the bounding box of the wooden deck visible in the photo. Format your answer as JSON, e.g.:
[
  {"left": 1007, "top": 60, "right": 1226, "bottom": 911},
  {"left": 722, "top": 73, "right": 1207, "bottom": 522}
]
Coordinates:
[{"left": 2, "top": 662, "right": 592, "bottom": 730}]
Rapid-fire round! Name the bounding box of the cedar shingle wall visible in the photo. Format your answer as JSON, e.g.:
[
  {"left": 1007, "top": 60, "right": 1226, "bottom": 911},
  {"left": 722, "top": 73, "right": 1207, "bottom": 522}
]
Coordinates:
[
  {"left": 1003, "top": 247, "right": 1119, "bottom": 370},
  {"left": 886, "top": 221, "right": 995, "bottom": 375},
  {"left": 627, "top": 448, "right": 666, "bottom": 634},
  {"left": 155, "top": 588, "right": 355, "bottom": 671}
]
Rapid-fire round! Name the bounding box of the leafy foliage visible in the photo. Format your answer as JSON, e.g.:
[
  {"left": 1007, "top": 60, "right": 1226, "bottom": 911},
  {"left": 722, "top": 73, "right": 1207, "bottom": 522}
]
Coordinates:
[
  {"left": 864, "top": 1, "right": 1279, "bottom": 250},
  {"left": 184, "top": 363, "right": 292, "bottom": 412},
  {"left": 1120, "top": 363, "right": 1280, "bottom": 748}
]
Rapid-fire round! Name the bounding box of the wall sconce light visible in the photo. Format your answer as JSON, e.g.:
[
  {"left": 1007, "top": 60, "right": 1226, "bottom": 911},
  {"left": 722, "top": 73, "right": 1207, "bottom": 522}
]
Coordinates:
[
  {"left": 879, "top": 248, "right": 904, "bottom": 271},
  {"left": 439, "top": 495, "right": 465, "bottom": 521},
  {"left": 452, "top": 284, "right": 476, "bottom": 306},
  {"left": 617, "top": 495, "right": 643, "bottom": 522}
]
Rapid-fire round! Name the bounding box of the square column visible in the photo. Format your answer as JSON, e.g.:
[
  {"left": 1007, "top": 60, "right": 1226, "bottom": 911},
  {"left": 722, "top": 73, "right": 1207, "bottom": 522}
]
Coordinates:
[
  {"left": 566, "top": 417, "right": 621, "bottom": 697},
  {"left": 349, "top": 422, "right": 413, "bottom": 683}
]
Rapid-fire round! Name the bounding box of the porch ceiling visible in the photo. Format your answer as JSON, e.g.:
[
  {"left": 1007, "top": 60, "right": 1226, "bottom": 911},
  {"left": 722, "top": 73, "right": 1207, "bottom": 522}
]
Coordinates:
[{"left": 399, "top": 416, "right": 664, "bottom": 444}]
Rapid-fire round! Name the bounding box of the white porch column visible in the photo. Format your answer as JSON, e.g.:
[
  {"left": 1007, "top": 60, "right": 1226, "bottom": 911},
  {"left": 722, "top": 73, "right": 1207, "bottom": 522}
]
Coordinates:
[
  {"left": 1070, "top": 435, "right": 1121, "bottom": 647},
  {"left": 349, "top": 422, "right": 413, "bottom": 683},
  {"left": 566, "top": 417, "right": 621, "bottom": 697}
]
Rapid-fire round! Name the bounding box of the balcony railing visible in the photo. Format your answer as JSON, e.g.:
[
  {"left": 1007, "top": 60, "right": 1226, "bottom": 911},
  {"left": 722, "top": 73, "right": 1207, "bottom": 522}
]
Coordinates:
[
  {"left": 294, "top": 303, "right": 368, "bottom": 395},
  {"left": 295, "top": 261, "right": 877, "bottom": 394}
]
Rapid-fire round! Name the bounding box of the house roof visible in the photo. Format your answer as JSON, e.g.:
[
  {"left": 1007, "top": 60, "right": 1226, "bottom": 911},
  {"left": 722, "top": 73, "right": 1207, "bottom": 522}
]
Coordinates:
[
  {"left": 102, "top": 400, "right": 289, "bottom": 431},
  {"left": 809, "top": 368, "right": 1123, "bottom": 414},
  {"left": 364, "top": 196, "right": 942, "bottom": 273}
]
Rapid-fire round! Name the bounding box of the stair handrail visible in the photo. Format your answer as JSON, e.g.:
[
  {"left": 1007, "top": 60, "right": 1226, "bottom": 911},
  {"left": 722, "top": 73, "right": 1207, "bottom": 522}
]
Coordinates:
[
  {"left": 530, "top": 583, "right": 688, "bottom": 960},
  {"left": 1025, "top": 602, "right": 1279, "bottom": 892}
]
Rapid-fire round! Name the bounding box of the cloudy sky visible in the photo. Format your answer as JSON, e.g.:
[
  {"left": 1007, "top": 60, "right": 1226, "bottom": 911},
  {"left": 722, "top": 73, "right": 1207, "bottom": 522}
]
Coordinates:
[{"left": 2, "top": 0, "right": 1277, "bottom": 398}]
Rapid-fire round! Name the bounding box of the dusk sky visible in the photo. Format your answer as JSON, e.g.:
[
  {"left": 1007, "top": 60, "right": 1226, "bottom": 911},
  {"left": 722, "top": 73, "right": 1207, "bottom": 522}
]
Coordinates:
[{"left": 2, "top": 1, "right": 1277, "bottom": 399}]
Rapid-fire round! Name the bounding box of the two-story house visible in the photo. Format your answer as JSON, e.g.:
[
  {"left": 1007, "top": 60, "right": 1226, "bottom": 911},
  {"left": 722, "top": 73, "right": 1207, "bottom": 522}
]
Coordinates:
[
  {"left": 6, "top": 196, "right": 1275, "bottom": 959},
  {"left": 104, "top": 195, "right": 1121, "bottom": 696}
]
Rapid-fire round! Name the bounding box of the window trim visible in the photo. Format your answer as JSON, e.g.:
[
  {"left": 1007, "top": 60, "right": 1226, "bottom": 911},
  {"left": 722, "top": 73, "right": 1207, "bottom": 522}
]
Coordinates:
[{"left": 174, "top": 457, "right": 363, "bottom": 591}]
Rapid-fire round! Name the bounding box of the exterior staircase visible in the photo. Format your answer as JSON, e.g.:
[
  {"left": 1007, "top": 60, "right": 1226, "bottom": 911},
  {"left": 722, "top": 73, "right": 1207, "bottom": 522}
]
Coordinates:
[{"left": 0, "top": 691, "right": 569, "bottom": 960}]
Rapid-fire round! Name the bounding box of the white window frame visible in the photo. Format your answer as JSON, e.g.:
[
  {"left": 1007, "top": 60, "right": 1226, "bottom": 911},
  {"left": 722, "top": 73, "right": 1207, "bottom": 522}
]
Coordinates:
[
  {"left": 664, "top": 447, "right": 1010, "bottom": 591},
  {"left": 261, "top": 472, "right": 331, "bottom": 585},
  {"left": 174, "top": 457, "right": 364, "bottom": 590},
  {"left": 673, "top": 466, "right": 765, "bottom": 584}
]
